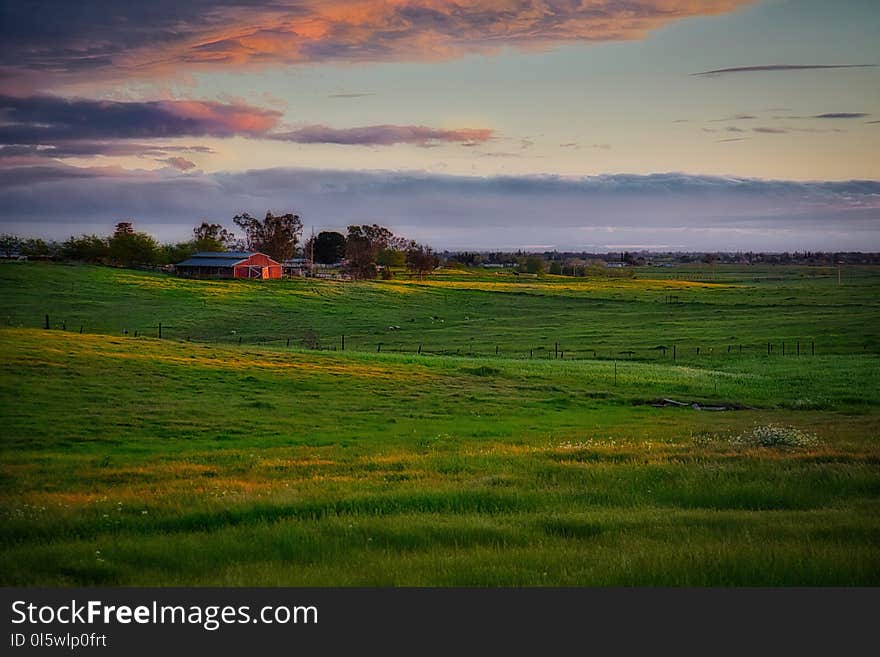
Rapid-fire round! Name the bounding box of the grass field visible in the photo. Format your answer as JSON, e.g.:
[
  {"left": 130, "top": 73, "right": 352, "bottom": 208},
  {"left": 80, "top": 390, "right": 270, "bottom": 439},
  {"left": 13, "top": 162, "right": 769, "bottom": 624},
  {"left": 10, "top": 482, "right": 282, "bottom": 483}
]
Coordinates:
[{"left": 1, "top": 262, "right": 878, "bottom": 585}]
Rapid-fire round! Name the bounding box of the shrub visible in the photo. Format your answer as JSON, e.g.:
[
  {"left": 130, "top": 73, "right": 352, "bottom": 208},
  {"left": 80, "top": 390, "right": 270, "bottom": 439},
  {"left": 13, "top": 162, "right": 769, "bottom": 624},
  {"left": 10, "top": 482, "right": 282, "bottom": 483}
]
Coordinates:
[{"left": 729, "top": 424, "right": 821, "bottom": 449}]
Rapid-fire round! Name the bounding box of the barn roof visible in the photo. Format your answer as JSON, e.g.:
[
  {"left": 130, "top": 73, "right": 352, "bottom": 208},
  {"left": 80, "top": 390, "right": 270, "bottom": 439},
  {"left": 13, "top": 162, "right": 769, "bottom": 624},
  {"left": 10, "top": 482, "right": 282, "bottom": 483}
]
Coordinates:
[{"left": 176, "top": 251, "right": 254, "bottom": 267}]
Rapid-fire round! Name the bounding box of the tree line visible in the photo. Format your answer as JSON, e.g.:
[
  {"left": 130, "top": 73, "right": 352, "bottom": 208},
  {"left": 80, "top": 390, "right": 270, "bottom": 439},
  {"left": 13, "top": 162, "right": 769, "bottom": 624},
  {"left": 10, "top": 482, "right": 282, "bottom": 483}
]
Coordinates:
[{"left": 0, "top": 211, "right": 440, "bottom": 279}]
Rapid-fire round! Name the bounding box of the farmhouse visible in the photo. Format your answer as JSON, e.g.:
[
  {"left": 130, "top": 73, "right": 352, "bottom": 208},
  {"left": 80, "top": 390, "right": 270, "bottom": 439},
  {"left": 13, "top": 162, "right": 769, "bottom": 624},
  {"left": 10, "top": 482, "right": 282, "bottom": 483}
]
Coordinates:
[{"left": 175, "top": 251, "right": 282, "bottom": 279}]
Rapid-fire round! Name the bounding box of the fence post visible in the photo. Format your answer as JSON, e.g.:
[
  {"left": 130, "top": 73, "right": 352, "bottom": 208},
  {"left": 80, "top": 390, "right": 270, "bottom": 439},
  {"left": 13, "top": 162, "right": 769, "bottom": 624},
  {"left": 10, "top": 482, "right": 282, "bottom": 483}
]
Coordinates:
[
  {"left": 45, "top": 314, "right": 49, "bottom": 330},
  {"left": 782, "top": 341, "right": 786, "bottom": 356},
  {"left": 767, "top": 342, "right": 771, "bottom": 356},
  {"left": 158, "top": 322, "right": 162, "bottom": 339},
  {"left": 811, "top": 340, "right": 815, "bottom": 356},
  {"left": 286, "top": 337, "right": 290, "bottom": 347},
  {"left": 238, "top": 336, "right": 242, "bottom": 345},
  {"left": 79, "top": 325, "right": 83, "bottom": 334},
  {"left": 555, "top": 342, "right": 559, "bottom": 359},
  {"left": 797, "top": 340, "right": 800, "bottom": 357},
  {"left": 341, "top": 334, "right": 345, "bottom": 351},
  {"left": 418, "top": 344, "right": 422, "bottom": 355},
  {"left": 673, "top": 344, "right": 676, "bottom": 361},
  {"left": 377, "top": 343, "right": 381, "bottom": 353},
  {"left": 496, "top": 345, "right": 499, "bottom": 356}
]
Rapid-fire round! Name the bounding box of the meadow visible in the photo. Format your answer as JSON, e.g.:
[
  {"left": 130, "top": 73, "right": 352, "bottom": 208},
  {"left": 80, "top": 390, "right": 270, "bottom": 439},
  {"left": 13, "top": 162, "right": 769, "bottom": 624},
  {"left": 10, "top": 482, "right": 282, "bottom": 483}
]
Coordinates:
[{"left": 0, "top": 262, "right": 878, "bottom": 585}]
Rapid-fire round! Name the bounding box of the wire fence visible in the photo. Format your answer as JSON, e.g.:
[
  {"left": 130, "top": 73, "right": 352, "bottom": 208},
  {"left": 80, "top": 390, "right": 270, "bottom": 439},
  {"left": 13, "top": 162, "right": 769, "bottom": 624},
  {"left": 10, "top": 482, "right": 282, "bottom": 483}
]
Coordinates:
[{"left": 30, "top": 312, "right": 878, "bottom": 361}]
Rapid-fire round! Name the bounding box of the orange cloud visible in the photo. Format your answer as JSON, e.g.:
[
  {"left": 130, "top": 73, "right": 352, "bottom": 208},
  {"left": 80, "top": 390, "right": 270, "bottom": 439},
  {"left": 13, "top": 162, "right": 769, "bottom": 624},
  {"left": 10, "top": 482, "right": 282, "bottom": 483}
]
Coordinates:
[{"left": 2, "top": 1, "right": 755, "bottom": 88}]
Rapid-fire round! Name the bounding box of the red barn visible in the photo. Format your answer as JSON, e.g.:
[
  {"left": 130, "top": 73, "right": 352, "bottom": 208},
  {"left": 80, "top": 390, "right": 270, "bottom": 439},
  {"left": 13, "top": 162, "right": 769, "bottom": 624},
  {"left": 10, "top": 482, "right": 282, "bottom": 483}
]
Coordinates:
[{"left": 175, "top": 252, "right": 282, "bottom": 279}]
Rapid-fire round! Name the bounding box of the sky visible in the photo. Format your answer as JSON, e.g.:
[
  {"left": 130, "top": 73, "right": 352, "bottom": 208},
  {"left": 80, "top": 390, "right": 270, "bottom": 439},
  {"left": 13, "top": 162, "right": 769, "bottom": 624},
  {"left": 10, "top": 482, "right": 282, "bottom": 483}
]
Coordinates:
[{"left": 0, "top": 0, "right": 878, "bottom": 251}]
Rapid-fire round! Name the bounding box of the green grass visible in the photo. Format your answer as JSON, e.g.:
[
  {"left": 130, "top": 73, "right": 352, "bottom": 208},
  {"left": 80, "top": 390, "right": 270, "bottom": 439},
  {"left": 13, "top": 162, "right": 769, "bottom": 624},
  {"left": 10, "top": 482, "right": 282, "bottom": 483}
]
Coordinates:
[{"left": 0, "top": 262, "right": 878, "bottom": 585}]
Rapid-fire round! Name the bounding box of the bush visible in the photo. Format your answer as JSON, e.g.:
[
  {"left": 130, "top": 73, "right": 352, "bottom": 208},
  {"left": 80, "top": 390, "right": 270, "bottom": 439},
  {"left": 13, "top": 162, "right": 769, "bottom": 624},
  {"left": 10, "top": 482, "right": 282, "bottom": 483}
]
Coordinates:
[{"left": 729, "top": 424, "right": 821, "bottom": 449}]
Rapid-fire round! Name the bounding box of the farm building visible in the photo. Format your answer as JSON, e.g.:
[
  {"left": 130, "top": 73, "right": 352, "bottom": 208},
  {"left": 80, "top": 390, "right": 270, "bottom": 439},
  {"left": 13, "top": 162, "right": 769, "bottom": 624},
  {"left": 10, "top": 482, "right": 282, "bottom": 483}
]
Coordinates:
[{"left": 175, "top": 252, "right": 282, "bottom": 279}]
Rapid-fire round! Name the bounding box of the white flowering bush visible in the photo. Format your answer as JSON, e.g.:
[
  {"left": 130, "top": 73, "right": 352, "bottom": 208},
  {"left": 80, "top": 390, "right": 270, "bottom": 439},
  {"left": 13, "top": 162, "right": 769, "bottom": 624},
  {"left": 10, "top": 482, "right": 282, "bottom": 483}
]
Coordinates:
[{"left": 729, "top": 424, "right": 821, "bottom": 449}]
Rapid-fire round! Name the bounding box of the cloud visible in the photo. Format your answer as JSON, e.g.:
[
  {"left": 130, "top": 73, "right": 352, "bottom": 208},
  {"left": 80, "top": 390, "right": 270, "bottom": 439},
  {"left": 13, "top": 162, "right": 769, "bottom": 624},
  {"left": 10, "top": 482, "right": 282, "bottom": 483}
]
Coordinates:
[
  {"left": 270, "top": 124, "right": 492, "bottom": 146},
  {"left": 0, "top": 95, "right": 281, "bottom": 144},
  {"left": 692, "top": 64, "right": 876, "bottom": 76},
  {"left": 327, "top": 92, "right": 375, "bottom": 99},
  {"left": 813, "top": 112, "right": 869, "bottom": 119},
  {"left": 158, "top": 156, "right": 197, "bottom": 171},
  {"left": 1, "top": 164, "right": 878, "bottom": 251},
  {"left": 0, "top": 1, "right": 754, "bottom": 90},
  {"left": 0, "top": 142, "right": 214, "bottom": 163},
  {"left": 710, "top": 114, "right": 756, "bottom": 121},
  {"left": 0, "top": 93, "right": 496, "bottom": 159},
  {"left": 752, "top": 127, "right": 788, "bottom": 134}
]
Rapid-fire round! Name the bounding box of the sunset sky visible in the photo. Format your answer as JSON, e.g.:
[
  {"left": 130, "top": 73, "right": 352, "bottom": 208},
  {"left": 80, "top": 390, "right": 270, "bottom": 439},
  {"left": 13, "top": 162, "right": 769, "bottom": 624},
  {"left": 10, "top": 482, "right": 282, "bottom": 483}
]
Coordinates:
[{"left": 1, "top": 0, "right": 878, "bottom": 251}]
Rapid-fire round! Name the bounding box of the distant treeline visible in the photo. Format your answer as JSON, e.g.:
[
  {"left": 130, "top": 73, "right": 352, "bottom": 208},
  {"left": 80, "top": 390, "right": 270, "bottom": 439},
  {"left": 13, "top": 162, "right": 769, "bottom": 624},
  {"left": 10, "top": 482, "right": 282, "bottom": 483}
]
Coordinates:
[
  {"left": 0, "top": 214, "right": 439, "bottom": 280},
  {"left": 4, "top": 220, "right": 879, "bottom": 272},
  {"left": 443, "top": 250, "right": 880, "bottom": 267}
]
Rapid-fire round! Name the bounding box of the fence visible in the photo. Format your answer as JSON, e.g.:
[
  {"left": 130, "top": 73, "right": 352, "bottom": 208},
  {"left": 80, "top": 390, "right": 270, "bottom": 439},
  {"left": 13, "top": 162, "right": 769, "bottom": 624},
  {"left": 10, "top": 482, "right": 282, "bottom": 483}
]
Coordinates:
[{"left": 32, "top": 313, "right": 860, "bottom": 362}]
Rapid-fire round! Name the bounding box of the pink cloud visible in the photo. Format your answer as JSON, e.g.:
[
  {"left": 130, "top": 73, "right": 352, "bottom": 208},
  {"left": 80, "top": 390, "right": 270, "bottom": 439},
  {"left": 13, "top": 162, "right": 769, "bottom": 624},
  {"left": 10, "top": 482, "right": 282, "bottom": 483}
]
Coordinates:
[
  {"left": 272, "top": 124, "right": 493, "bottom": 146},
  {"left": 1, "top": 2, "right": 755, "bottom": 89}
]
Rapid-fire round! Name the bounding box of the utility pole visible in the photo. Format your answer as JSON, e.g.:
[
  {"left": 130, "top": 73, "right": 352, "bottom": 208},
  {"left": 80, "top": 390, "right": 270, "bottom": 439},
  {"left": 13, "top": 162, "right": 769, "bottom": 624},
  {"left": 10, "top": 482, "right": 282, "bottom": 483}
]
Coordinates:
[{"left": 310, "top": 226, "right": 316, "bottom": 278}]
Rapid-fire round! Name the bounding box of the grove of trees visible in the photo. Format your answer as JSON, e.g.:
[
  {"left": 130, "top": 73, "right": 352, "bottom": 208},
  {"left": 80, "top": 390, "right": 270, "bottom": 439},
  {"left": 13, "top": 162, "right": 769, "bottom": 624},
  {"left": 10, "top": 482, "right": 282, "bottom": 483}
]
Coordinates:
[
  {"left": 345, "top": 224, "right": 409, "bottom": 279},
  {"left": 305, "top": 231, "right": 346, "bottom": 264},
  {"left": 233, "top": 211, "right": 302, "bottom": 262}
]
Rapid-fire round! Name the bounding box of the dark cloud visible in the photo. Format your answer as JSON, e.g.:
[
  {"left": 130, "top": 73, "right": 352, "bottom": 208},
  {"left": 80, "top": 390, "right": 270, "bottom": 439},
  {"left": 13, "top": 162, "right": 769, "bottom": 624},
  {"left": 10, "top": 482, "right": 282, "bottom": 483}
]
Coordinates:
[
  {"left": 1, "top": 164, "right": 878, "bottom": 251},
  {"left": 813, "top": 112, "right": 869, "bottom": 119},
  {"left": 693, "top": 64, "right": 876, "bottom": 76},
  {"left": 0, "top": 94, "right": 281, "bottom": 144},
  {"left": 158, "top": 156, "right": 197, "bottom": 170},
  {"left": 270, "top": 124, "right": 493, "bottom": 146},
  {"left": 753, "top": 127, "right": 788, "bottom": 134},
  {"left": 775, "top": 112, "right": 871, "bottom": 120},
  {"left": 0, "top": 94, "right": 496, "bottom": 157},
  {"left": 0, "top": 141, "right": 214, "bottom": 162}
]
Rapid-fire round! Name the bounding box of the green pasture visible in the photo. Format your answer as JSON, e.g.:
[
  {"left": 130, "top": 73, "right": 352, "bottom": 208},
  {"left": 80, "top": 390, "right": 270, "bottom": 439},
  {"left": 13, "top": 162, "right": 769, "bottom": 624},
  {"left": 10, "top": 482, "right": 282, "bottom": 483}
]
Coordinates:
[{"left": 0, "top": 262, "right": 878, "bottom": 585}]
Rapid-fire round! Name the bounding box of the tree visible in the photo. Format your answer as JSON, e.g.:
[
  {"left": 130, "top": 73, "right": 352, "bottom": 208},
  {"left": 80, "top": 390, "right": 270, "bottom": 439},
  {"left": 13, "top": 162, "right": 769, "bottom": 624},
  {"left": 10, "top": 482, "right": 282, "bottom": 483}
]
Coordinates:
[
  {"left": 405, "top": 242, "right": 439, "bottom": 279},
  {"left": 345, "top": 224, "right": 407, "bottom": 279},
  {"left": 306, "top": 231, "right": 346, "bottom": 264},
  {"left": 19, "top": 238, "right": 58, "bottom": 258},
  {"left": 156, "top": 241, "right": 198, "bottom": 265},
  {"left": 233, "top": 211, "right": 303, "bottom": 261},
  {"left": 548, "top": 261, "right": 562, "bottom": 275},
  {"left": 108, "top": 222, "right": 158, "bottom": 266},
  {"left": 193, "top": 222, "right": 234, "bottom": 252},
  {"left": 62, "top": 234, "right": 110, "bottom": 263},
  {"left": 0, "top": 234, "right": 22, "bottom": 257},
  {"left": 377, "top": 247, "right": 405, "bottom": 268},
  {"left": 523, "top": 256, "right": 546, "bottom": 275}
]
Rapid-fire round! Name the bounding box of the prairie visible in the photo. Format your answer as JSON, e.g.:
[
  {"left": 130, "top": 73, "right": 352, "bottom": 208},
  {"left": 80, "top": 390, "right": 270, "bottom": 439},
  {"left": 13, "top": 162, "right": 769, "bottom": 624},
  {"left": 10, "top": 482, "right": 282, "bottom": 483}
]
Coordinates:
[{"left": 0, "top": 262, "right": 878, "bottom": 585}]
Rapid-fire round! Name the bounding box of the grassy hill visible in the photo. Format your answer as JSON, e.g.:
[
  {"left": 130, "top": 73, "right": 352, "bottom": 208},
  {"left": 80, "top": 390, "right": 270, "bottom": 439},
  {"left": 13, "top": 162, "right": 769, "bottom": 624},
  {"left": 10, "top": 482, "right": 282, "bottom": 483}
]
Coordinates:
[{"left": 1, "top": 262, "right": 878, "bottom": 585}]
